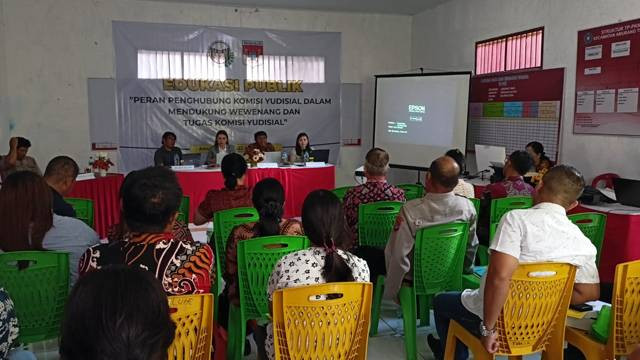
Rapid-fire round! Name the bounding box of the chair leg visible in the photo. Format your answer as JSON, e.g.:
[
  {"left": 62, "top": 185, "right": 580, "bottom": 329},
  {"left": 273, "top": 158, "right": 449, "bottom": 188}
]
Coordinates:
[
  {"left": 399, "top": 286, "right": 417, "bottom": 360},
  {"left": 227, "top": 304, "right": 244, "bottom": 360},
  {"left": 369, "top": 275, "right": 385, "bottom": 336},
  {"left": 418, "top": 295, "right": 431, "bottom": 327}
]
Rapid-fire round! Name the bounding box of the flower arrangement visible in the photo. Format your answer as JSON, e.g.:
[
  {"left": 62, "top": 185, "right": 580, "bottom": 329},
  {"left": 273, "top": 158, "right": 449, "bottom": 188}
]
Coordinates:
[
  {"left": 90, "top": 153, "right": 114, "bottom": 176},
  {"left": 244, "top": 149, "right": 265, "bottom": 167}
]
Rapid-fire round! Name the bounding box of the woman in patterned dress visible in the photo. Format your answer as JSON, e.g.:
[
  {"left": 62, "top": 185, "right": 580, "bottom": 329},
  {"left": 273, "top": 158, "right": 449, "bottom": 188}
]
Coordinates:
[{"left": 264, "top": 190, "right": 370, "bottom": 360}]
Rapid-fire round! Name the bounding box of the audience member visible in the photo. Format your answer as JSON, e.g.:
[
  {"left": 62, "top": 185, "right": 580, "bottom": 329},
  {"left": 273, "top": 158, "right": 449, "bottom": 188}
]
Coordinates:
[
  {"left": 244, "top": 131, "right": 275, "bottom": 156},
  {"left": 484, "top": 150, "right": 535, "bottom": 199},
  {"left": 194, "top": 153, "right": 252, "bottom": 225},
  {"left": 78, "top": 167, "right": 213, "bottom": 295},
  {"left": 154, "top": 131, "right": 182, "bottom": 167},
  {"left": 264, "top": 190, "right": 370, "bottom": 359},
  {"left": 384, "top": 156, "right": 478, "bottom": 301},
  {"left": 224, "top": 178, "right": 303, "bottom": 307},
  {"left": 343, "top": 148, "right": 405, "bottom": 244},
  {"left": 0, "top": 288, "right": 37, "bottom": 360},
  {"left": 526, "top": 141, "right": 552, "bottom": 184},
  {"left": 44, "top": 156, "right": 79, "bottom": 217},
  {"left": 430, "top": 165, "right": 599, "bottom": 359},
  {"left": 207, "top": 130, "right": 233, "bottom": 166},
  {"left": 0, "top": 137, "right": 41, "bottom": 181},
  {"left": 0, "top": 171, "right": 99, "bottom": 285},
  {"left": 288, "top": 132, "right": 313, "bottom": 163},
  {"left": 106, "top": 176, "right": 194, "bottom": 243},
  {"left": 59, "top": 266, "right": 175, "bottom": 360},
  {"left": 445, "top": 149, "right": 475, "bottom": 198}
]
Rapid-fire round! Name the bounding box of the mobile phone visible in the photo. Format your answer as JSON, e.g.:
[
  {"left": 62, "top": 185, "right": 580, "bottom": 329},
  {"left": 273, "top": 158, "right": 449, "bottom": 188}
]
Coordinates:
[{"left": 570, "top": 303, "right": 593, "bottom": 312}]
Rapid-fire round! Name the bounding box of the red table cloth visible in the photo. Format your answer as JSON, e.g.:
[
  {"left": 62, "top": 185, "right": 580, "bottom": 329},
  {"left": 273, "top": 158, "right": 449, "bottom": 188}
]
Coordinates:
[
  {"left": 175, "top": 165, "right": 336, "bottom": 221},
  {"left": 68, "top": 174, "right": 124, "bottom": 238},
  {"left": 570, "top": 204, "right": 640, "bottom": 283}
]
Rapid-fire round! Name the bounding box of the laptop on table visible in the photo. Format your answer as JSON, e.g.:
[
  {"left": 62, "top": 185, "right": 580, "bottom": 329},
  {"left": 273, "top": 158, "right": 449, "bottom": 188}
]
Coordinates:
[
  {"left": 311, "top": 149, "right": 330, "bottom": 163},
  {"left": 613, "top": 178, "right": 640, "bottom": 207}
]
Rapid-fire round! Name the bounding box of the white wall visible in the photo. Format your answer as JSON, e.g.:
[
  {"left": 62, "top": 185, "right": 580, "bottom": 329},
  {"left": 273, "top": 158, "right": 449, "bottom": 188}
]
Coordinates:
[
  {"left": 0, "top": 0, "right": 412, "bottom": 185},
  {"left": 412, "top": 0, "right": 640, "bottom": 182}
]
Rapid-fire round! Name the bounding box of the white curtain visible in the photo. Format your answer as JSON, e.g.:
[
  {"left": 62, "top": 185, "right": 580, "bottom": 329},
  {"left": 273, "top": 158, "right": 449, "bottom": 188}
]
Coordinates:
[{"left": 246, "top": 55, "right": 324, "bottom": 83}]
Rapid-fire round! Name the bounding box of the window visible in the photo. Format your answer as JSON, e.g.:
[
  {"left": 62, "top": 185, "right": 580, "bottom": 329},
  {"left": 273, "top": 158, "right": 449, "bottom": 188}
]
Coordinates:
[
  {"left": 246, "top": 55, "right": 325, "bottom": 83},
  {"left": 475, "top": 28, "right": 543, "bottom": 75},
  {"left": 137, "top": 50, "right": 226, "bottom": 80}
]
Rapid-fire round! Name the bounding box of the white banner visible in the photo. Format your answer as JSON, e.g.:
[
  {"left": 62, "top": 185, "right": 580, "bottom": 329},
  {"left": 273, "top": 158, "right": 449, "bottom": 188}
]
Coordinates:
[{"left": 113, "top": 21, "right": 341, "bottom": 172}]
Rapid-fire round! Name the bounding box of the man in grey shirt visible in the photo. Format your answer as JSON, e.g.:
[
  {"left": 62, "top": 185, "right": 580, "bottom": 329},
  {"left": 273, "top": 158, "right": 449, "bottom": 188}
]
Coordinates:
[
  {"left": 384, "top": 156, "right": 478, "bottom": 300},
  {"left": 154, "top": 131, "right": 182, "bottom": 167}
]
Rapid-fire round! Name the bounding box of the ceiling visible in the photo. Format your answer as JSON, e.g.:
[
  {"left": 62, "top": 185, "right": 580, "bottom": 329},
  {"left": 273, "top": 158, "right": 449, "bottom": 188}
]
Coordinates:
[{"left": 146, "top": 0, "right": 451, "bottom": 15}]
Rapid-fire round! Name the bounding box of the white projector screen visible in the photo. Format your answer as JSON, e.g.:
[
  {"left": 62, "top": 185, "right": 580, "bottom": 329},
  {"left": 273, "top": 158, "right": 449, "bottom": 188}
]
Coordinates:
[{"left": 373, "top": 72, "right": 471, "bottom": 170}]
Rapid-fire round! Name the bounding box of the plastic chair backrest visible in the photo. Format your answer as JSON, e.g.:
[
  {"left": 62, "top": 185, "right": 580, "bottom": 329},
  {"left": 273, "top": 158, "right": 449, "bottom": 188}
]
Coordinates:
[
  {"left": 397, "top": 183, "right": 424, "bottom": 201},
  {"left": 469, "top": 198, "right": 480, "bottom": 216},
  {"left": 490, "top": 196, "right": 533, "bottom": 224},
  {"left": 212, "top": 207, "right": 259, "bottom": 277},
  {"left": 272, "top": 282, "right": 372, "bottom": 360},
  {"left": 413, "top": 222, "right": 470, "bottom": 295},
  {"left": 64, "top": 197, "right": 95, "bottom": 228},
  {"left": 0, "top": 251, "right": 69, "bottom": 344},
  {"left": 592, "top": 173, "right": 620, "bottom": 189},
  {"left": 358, "top": 201, "right": 403, "bottom": 249},
  {"left": 237, "top": 235, "right": 309, "bottom": 321},
  {"left": 495, "top": 262, "right": 576, "bottom": 355},
  {"left": 568, "top": 212, "right": 607, "bottom": 265},
  {"left": 167, "top": 294, "right": 214, "bottom": 360},
  {"left": 176, "top": 196, "right": 190, "bottom": 224},
  {"left": 332, "top": 186, "right": 353, "bottom": 202},
  {"left": 609, "top": 260, "right": 640, "bottom": 356}
]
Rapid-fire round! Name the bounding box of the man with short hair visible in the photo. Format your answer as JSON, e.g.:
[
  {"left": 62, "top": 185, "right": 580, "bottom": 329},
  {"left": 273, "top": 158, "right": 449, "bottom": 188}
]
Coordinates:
[
  {"left": 384, "top": 156, "right": 478, "bottom": 300},
  {"left": 79, "top": 166, "right": 214, "bottom": 295},
  {"left": 484, "top": 150, "right": 535, "bottom": 199},
  {"left": 44, "top": 156, "right": 79, "bottom": 217},
  {"left": 0, "top": 137, "right": 41, "bottom": 181},
  {"left": 343, "top": 148, "right": 406, "bottom": 244},
  {"left": 153, "top": 131, "right": 182, "bottom": 167},
  {"left": 244, "top": 131, "right": 275, "bottom": 156},
  {"left": 429, "top": 165, "right": 600, "bottom": 359}
]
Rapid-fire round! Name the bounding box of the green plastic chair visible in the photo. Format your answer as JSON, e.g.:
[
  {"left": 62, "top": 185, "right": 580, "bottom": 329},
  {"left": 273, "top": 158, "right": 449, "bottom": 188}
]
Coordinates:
[
  {"left": 397, "top": 183, "right": 424, "bottom": 201},
  {"left": 357, "top": 201, "right": 403, "bottom": 336},
  {"left": 368, "top": 222, "right": 469, "bottom": 359},
  {"left": 211, "top": 207, "right": 259, "bottom": 321},
  {"left": 569, "top": 212, "right": 607, "bottom": 265},
  {"left": 358, "top": 201, "right": 403, "bottom": 249},
  {"left": 489, "top": 196, "right": 533, "bottom": 225},
  {"left": 331, "top": 186, "right": 353, "bottom": 202},
  {"left": 469, "top": 197, "right": 480, "bottom": 216},
  {"left": 64, "top": 197, "right": 94, "bottom": 228},
  {"left": 176, "top": 196, "right": 190, "bottom": 224},
  {"left": 0, "top": 251, "right": 69, "bottom": 344},
  {"left": 227, "top": 235, "right": 310, "bottom": 360},
  {"left": 399, "top": 222, "right": 470, "bottom": 360}
]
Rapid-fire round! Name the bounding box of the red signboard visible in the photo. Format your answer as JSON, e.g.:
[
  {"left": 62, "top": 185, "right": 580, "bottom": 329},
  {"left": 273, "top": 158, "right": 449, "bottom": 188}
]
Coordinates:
[{"left": 574, "top": 18, "right": 640, "bottom": 135}]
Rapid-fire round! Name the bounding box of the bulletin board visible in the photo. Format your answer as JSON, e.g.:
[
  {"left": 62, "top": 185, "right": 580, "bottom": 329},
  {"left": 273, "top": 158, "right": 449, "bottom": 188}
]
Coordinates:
[
  {"left": 466, "top": 68, "right": 564, "bottom": 161},
  {"left": 574, "top": 18, "right": 640, "bottom": 135}
]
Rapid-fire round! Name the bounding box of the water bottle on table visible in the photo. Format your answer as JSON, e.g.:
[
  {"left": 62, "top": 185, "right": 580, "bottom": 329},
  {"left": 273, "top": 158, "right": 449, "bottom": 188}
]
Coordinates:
[
  {"left": 303, "top": 151, "right": 310, "bottom": 164},
  {"left": 173, "top": 153, "right": 180, "bottom": 166},
  {"left": 281, "top": 151, "right": 288, "bottom": 165}
]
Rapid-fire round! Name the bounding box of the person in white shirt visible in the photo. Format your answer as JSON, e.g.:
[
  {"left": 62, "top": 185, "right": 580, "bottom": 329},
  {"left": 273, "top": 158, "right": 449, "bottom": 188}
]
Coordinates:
[
  {"left": 445, "top": 149, "right": 475, "bottom": 198},
  {"left": 428, "top": 165, "right": 600, "bottom": 360}
]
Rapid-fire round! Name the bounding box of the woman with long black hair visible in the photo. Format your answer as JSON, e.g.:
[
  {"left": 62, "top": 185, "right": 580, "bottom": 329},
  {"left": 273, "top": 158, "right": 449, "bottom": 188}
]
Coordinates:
[
  {"left": 264, "top": 189, "right": 370, "bottom": 360},
  {"left": 288, "top": 132, "right": 313, "bottom": 163}
]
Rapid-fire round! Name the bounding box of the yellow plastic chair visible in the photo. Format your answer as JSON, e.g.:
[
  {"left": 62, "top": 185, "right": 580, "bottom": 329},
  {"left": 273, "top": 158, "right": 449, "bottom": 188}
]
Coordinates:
[
  {"left": 444, "top": 262, "right": 576, "bottom": 360},
  {"left": 167, "top": 293, "right": 214, "bottom": 360},
  {"left": 273, "top": 143, "right": 284, "bottom": 151},
  {"left": 565, "top": 259, "right": 640, "bottom": 359},
  {"left": 272, "top": 282, "right": 373, "bottom": 360}
]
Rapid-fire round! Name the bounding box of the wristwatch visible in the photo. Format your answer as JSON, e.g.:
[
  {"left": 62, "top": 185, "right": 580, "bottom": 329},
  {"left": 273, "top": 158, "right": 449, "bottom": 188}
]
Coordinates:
[{"left": 479, "top": 321, "right": 497, "bottom": 337}]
